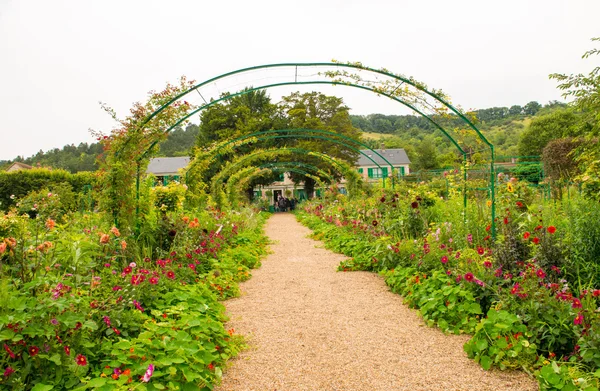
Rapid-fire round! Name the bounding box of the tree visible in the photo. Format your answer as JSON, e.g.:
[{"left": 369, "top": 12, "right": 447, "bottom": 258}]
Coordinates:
[
  {"left": 523, "top": 101, "right": 542, "bottom": 116},
  {"left": 549, "top": 37, "right": 600, "bottom": 200},
  {"left": 517, "top": 109, "right": 582, "bottom": 156},
  {"left": 508, "top": 105, "right": 523, "bottom": 116},
  {"left": 413, "top": 136, "right": 439, "bottom": 171},
  {"left": 276, "top": 92, "right": 363, "bottom": 197}
]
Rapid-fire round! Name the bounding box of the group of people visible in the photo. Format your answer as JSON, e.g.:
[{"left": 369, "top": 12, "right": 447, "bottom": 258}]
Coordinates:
[{"left": 276, "top": 195, "right": 298, "bottom": 212}]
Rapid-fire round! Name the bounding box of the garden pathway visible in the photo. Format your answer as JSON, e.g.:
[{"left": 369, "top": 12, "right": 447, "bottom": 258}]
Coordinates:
[{"left": 215, "top": 213, "right": 537, "bottom": 391}]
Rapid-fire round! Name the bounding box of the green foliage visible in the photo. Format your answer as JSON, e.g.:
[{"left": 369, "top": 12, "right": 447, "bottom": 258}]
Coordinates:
[
  {"left": 0, "top": 169, "right": 96, "bottom": 211},
  {"left": 0, "top": 205, "right": 269, "bottom": 390},
  {"left": 518, "top": 109, "right": 584, "bottom": 157}
]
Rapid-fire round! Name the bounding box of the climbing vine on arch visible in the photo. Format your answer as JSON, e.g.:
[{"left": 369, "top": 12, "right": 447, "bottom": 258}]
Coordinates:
[{"left": 92, "top": 77, "right": 196, "bottom": 228}]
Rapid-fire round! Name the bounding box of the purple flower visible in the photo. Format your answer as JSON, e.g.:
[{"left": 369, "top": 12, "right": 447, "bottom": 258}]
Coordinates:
[
  {"left": 50, "top": 318, "right": 58, "bottom": 326},
  {"left": 142, "top": 363, "right": 154, "bottom": 382}
]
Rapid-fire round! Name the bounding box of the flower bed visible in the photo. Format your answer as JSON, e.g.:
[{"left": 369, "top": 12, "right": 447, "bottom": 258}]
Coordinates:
[
  {"left": 0, "top": 204, "right": 269, "bottom": 390},
  {"left": 296, "top": 183, "right": 600, "bottom": 390}
]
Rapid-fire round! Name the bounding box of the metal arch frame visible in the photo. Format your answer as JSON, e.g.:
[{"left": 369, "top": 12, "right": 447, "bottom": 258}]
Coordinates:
[
  {"left": 209, "top": 147, "right": 350, "bottom": 185},
  {"left": 130, "top": 62, "right": 496, "bottom": 236},
  {"left": 208, "top": 147, "right": 356, "bottom": 196},
  {"left": 186, "top": 128, "right": 393, "bottom": 187},
  {"left": 258, "top": 162, "right": 335, "bottom": 183}
]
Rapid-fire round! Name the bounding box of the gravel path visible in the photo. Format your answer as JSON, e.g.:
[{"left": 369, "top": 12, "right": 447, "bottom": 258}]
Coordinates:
[{"left": 216, "top": 213, "right": 538, "bottom": 391}]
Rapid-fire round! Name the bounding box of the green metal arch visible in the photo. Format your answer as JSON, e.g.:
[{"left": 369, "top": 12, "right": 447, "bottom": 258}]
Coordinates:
[
  {"left": 208, "top": 147, "right": 356, "bottom": 196},
  {"left": 139, "top": 81, "right": 467, "bottom": 161},
  {"left": 258, "top": 162, "right": 335, "bottom": 183},
  {"left": 132, "top": 62, "right": 496, "bottom": 236},
  {"left": 195, "top": 129, "right": 392, "bottom": 186}
]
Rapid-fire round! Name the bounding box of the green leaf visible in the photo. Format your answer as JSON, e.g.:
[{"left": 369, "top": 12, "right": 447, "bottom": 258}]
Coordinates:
[
  {"left": 48, "top": 353, "right": 61, "bottom": 365},
  {"left": 87, "top": 378, "right": 107, "bottom": 388},
  {"left": 475, "top": 339, "right": 488, "bottom": 352},
  {"left": 494, "top": 322, "right": 509, "bottom": 329},
  {"left": 0, "top": 329, "right": 15, "bottom": 341},
  {"left": 480, "top": 355, "right": 492, "bottom": 370},
  {"left": 153, "top": 383, "right": 166, "bottom": 390},
  {"left": 31, "top": 384, "right": 54, "bottom": 391}
]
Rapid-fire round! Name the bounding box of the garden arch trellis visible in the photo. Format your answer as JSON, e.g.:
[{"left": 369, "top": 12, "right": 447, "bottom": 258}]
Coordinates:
[{"left": 114, "top": 62, "right": 497, "bottom": 235}]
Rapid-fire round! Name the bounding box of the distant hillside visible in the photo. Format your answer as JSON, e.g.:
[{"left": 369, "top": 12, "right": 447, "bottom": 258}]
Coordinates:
[{"left": 2, "top": 101, "right": 566, "bottom": 173}]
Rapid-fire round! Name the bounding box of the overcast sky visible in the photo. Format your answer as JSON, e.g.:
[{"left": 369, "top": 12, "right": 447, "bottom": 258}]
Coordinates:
[{"left": 0, "top": 0, "right": 598, "bottom": 160}]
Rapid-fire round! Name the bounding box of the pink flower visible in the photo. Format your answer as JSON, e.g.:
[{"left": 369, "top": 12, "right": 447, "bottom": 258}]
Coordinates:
[
  {"left": 133, "top": 300, "right": 144, "bottom": 312},
  {"left": 574, "top": 313, "right": 584, "bottom": 325},
  {"left": 142, "top": 363, "right": 154, "bottom": 382},
  {"left": 440, "top": 256, "right": 448, "bottom": 264},
  {"left": 103, "top": 316, "right": 111, "bottom": 327},
  {"left": 3, "top": 367, "right": 14, "bottom": 377}
]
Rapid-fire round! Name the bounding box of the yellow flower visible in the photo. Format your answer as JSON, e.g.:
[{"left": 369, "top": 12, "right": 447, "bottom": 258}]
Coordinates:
[
  {"left": 486, "top": 200, "right": 492, "bottom": 207},
  {"left": 507, "top": 183, "right": 514, "bottom": 193}
]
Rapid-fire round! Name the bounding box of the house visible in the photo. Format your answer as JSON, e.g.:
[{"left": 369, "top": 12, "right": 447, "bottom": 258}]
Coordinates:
[
  {"left": 146, "top": 148, "right": 411, "bottom": 201},
  {"left": 357, "top": 148, "right": 411, "bottom": 181},
  {"left": 5, "top": 162, "right": 33, "bottom": 172},
  {"left": 146, "top": 156, "right": 190, "bottom": 185}
]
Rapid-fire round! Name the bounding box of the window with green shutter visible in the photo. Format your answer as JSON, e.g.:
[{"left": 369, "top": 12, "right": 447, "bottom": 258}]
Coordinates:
[
  {"left": 367, "top": 168, "right": 373, "bottom": 178},
  {"left": 382, "top": 167, "right": 388, "bottom": 178},
  {"left": 358, "top": 168, "right": 363, "bottom": 174},
  {"left": 400, "top": 166, "right": 405, "bottom": 176}
]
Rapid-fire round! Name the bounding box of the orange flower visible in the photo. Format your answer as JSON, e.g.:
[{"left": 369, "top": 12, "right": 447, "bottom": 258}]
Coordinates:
[
  {"left": 120, "top": 241, "right": 127, "bottom": 250},
  {"left": 110, "top": 227, "right": 121, "bottom": 237},
  {"left": 182, "top": 216, "right": 190, "bottom": 223},
  {"left": 122, "top": 369, "right": 131, "bottom": 376},
  {"left": 100, "top": 234, "right": 110, "bottom": 244},
  {"left": 0, "top": 242, "right": 6, "bottom": 254},
  {"left": 45, "top": 218, "right": 56, "bottom": 230},
  {"left": 6, "top": 238, "right": 16, "bottom": 248}
]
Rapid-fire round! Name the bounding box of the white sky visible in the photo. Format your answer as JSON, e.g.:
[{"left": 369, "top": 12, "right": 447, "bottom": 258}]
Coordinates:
[{"left": 0, "top": 0, "right": 598, "bottom": 160}]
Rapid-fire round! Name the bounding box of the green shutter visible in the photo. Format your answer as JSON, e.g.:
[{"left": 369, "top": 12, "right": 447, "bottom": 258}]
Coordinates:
[
  {"left": 400, "top": 166, "right": 405, "bottom": 176},
  {"left": 278, "top": 173, "right": 284, "bottom": 182},
  {"left": 358, "top": 168, "right": 363, "bottom": 174},
  {"left": 367, "top": 168, "right": 373, "bottom": 178},
  {"left": 163, "top": 176, "right": 168, "bottom": 186},
  {"left": 382, "top": 167, "right": 388, "bottom": 178}
]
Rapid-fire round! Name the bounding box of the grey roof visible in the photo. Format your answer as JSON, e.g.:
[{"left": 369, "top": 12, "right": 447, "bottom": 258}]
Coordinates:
[
  {"left": 146, "top": 157, "right": 190, "bottom": 175},
  {"left": 357, "top": 149, "right": 410, "bottom": 166}
]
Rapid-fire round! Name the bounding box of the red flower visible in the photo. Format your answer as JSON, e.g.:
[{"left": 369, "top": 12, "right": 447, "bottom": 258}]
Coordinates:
[
  {"left": 503, "top": 217, "right": 509, "bottom": 225},
  {"left": 372, "top": 220, "right": 378, "bottom": 227},
  {"left": 547, "top": 226, "right": 556, "bottom": 234},
  {"left": 149, "top": 277, "right": 159, "bottom": 285},
  {"left": 536, "top": 269, "right": 546, "bottom": 279},
  {"left": 485, "top": 225, "right": 491, "bottom": 232},
  {"left": 3, "top": 367, "right": 14, "bottom": 377},
  {"left": 411, "top": 201, "right": 419, "bottom": 209},
  {"left": 516, "top": 201, "right": 524, "bottom": 208},
  {"left": 123, "top": 267, "right": 132, "bottom": 275},
  {"left": 166, "top": 271, "right": 175, "bottom": 279},
  {"left": 3, "top": 344, "right": 15, "bottom": 359},
  {"left": 574, "top": 313, "right": 584, "bottom": 325},
  {"left": 464, "top": 272, "right": 474, "bottom": 282},
  {"left": 593, "top": 290, "right": 600, "bottom": 297},
  {"left": 64, "top": 346, "right": 71, "bottom": 356},
  {"left": 208, "top": 363, "right": 215, "bottom": 370},
  {"left": 28, "top": 346, "right": 40, "bottom": 357},
  {"left": 440, "top": 256, "right": 448, "bottom": 264},
  {"left": 572, "top": 298, "right": 582, "bottom": 308},
  {"left": 483, "top": 260, "right": 492, "bottom": 268},
  {"left": 477, "top": 246, "right": 485, "bottom": 255},
  {"left": 523, "top": 232, "right": 530, "bottom": 239},
  {"left": 534, "top": 225, "right": 543, "bottom": 231},
  {"left": 76, "top": 354, "right": 87, "bottom": 366},
  {"left": 533, "top": 237, "right": 540, "bottom": 245}
]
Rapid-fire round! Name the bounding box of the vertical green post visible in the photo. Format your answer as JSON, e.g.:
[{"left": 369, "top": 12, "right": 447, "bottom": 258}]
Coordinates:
[
  {"left": 490, "top": 146, "right": 496, "bottom": 240},
  {"left": 462, "top": 154, "right": 467, "bottom": 224},
  {"left": 135, "top": 163, "right": 141, "bottom": 236}
]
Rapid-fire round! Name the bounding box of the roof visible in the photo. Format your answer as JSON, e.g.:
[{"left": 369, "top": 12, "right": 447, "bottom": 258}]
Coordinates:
[
  {"left": 146, "top": 157, "right": 190, "bottom": 175},
  {"left": 357, "top": 149, "right": 410, "bottom": 166},
  {"left": 6, "top": 162, "right": 33, "bottom": 172}
]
